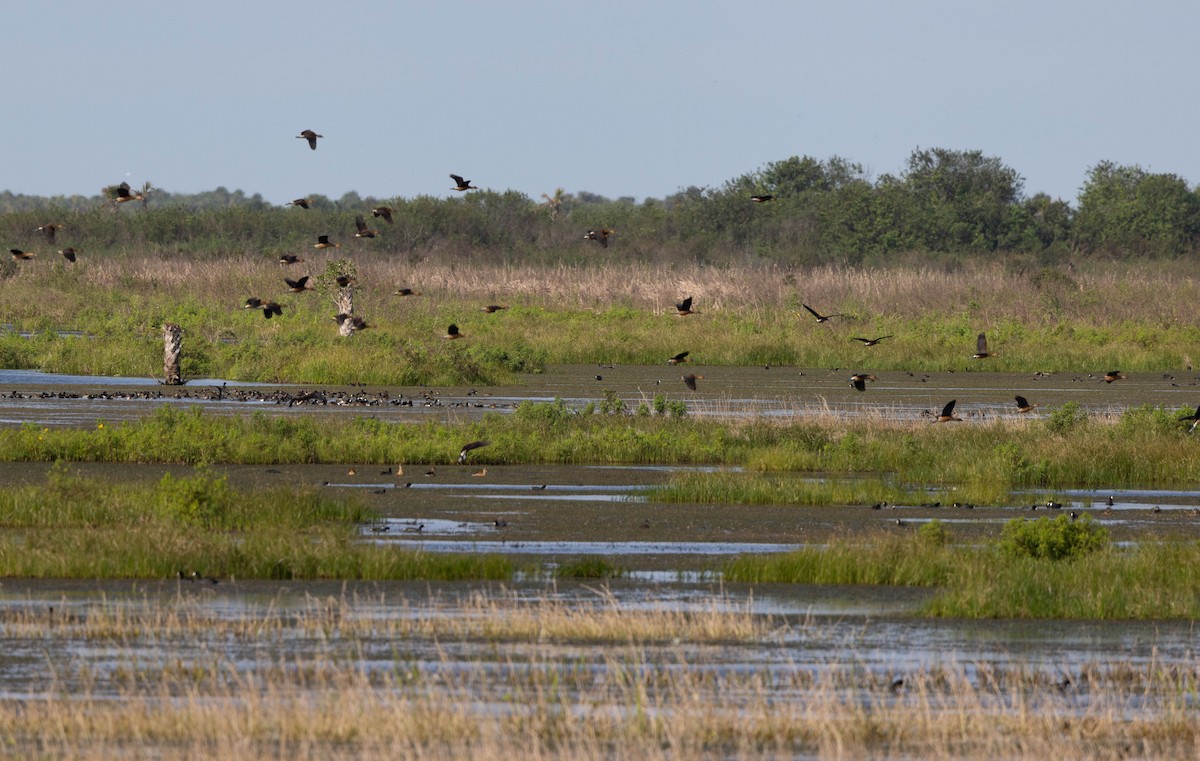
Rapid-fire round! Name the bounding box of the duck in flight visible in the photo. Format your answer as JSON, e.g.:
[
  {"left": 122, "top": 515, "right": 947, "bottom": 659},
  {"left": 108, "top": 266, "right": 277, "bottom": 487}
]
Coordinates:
[
  {"left": 973, "top": 333, "right": 992, "bottom": 359},
  {"left": 675, "top": 296, "right": 695, "bottom": 316},
  {"left": 450, "top": 173, "right": 477, "bottom": 191},
  {"left": 458, "top": 440, "right": 490, "bottom": 464},
  {"left": 802, "top": 304, "right": 842, "bottom": 323},
  {"left": 668, "top": 351, "right": 690, "bottom": 365},
  {"left": 933, "top": 399, "right": 962, "bottom": 422},
  {"left": 297, "top": 130, "right": 322, "bottom": 150},
  {"left": 682, "top": 374, "right": 704, "bottom": 391},
  {"left": 1014, "top": 395, "right": 1039, "bottom": 413},
  {"left": 849, "top": 373, "right": 877, "bottom": 392},
  {"left": 584, "top": 228, "right": 615, "bottom": 248},
  {"left": 354, "top": 215, "right": 377, "bottom": 238},
  {"left": 852, "top": 336, "right": 892, "bottom": 346}
]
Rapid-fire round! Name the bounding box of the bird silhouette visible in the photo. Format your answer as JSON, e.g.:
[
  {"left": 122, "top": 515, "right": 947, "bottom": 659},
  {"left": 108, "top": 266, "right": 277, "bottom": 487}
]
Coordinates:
[
  {"left": 444, "top": 324, "right": 465, "bottom": 340},
  {"left": 675, "top": 296, "right": 695, "bottom": 316},
  {"left": 973, "top": 333, "right": 992, "bottom": 359},
  {"left": 285, "top": 276, "right": 312, "bottom": 292},
  {"left": 371, "top": 206, "right": 395, "bottom": 223},
  {"left": 583, "top": 228, "right": 615, "bottom": 248},
  {"left": 1103, "top": 370, "right": 1126, "bottom": 383},
  {"left": 668, "top": 351, "right": 690, "bottom": 365},
  {"left": 852, "top": 336, "right": 892, "bottom": 346},
  {"left": 278, "top": 254, "right": 304, "bottom": 265},
  {"left": 450, "top": 173, "right": 477, "bottom": 191},
  {"left": 287, "top": 198, "right": 311, "bottom": 209},
  {"left": 802, "top": 304, "right": 842, "bottom": 323},
  {"left": 314, "top": 235, "right": 339, "bottom": 249},
  {"left": 458, "top": 440, "right": 490, "bottom": 463},
  {"left": 37, "top": 223, "right": 63, "bottom": 242},
  {"left": 1014, "top": 395, "right": 1039, "bottom": 413},
  {"left": 59, "top": 248, "right": 78, "bottom": 263},
  {"left": 682, "top": 374, "right": 704, "bottom": 391},
  {"left": 112, "top": 182, "right": 145, "bottom": 204},
  {"left": 750, "top": 194, "right": 775, "bottom": 203},
  {"left": 297, "top": 130, "right": 322, "bottom": 150},
  {"left": 335, "top": 275, "right": 356, "bottom": 288},
  {"left": 394, "top": 287, "right": 422, "bottom": 297},
  {"left": 354, "top": 215, "right": 377, "bottom": 238},
  {"left": 334, "top": 313, "right": 369, "bottom": 332},
  {"left": 1179, "top": 403, "right": 1200, "bottom": 431},
  {"left": 480, "top": 304, "right": 508, "bottom": 313},
  {"left": 9, "top": 249, "right": 34, "bottom": 260},
  {"left": 850, "top": 373, "right": 877, "bottom": 392},
  {"left": 259, "top": 302, "right": 284, "bottom": 319},
  {"left": 934, "top": 399, "right": 962, "bottom": 422}
]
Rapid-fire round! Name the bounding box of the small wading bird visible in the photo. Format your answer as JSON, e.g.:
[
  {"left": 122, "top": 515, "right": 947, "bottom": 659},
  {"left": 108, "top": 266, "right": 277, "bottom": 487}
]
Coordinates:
[
  {"left": 285, "top": 276, "right": 311, "bottom": 292},
  {"left": 850, "top": 373, "right": 877, "bottom": 392},
  {"left": 287, "top": 198, "right": 311, "bottom": 209},
  {"left": 394, "top": 287, "right": 421, "bottom": 297},
  {"left": 802, "top": 304, "right": 842, "bottom": 323},
  {"left": 458, "top": 440, "right": 490, "bottom": 464},
  {"left": 371, "top": 206, "right": 394, "bottom": 223},
  {"left": 682, "top": 374, "right": 704, "bottom": 391},
  {"left": 1103, "top": 370, "right": 1126, "bottom": 383},
  {"left": 297, "top": 129, "right": 322, "bottom": 150},
  {"left": 668, "top": 351, "right": 690, "bottom": 365},
  {"left": 1014, "top": 395, "right": 1040, "bottom": 413},
  {"left": 480, "top": 304, "right": 507, "bottom": 313},
  {"left": 583, "top": 228, "right": 615, "bottom": 248},
  {"left": 852, "top": 335, "right": 893, "bottom": 347},
  {"left": 9, "top": 249, "right": 33, "bottom": 260},
  {"left": 314, "top": 235, "right": 339, "bottom": 249},
  {"left": 354, "top": 215, "right": 377, "bottom": 238},
  {"left": 449, "top": 173, "right": 477, "bottom": 191},
  {"left": 750, "top": 194, "right": 775, "bottom": 203},
  {"left": 38, "top": 223, "right": 63, "bottom": 242},
  {"left": 279, "top": 254, "right": 304, "bottom": 265},
  {"left": 334, "top": 313, "right": 369, "bottom": 332},
  {"left": 472, "top": 467, "right": 488, "bottom": 477},
  {"left": 444, "top": 324, "right": 465, "bottom": 340},
  {"left": 59, "top": 248, "right": 78, "bottom": 263},
  {"left": 933, "top": 399, "right": 962, "bottom": 423},
  {"left": 973, "top": 333, "right": 992, "bottom": 359},
  {"left": 675, "top": 296, "right": 695, "bottom": 316}
]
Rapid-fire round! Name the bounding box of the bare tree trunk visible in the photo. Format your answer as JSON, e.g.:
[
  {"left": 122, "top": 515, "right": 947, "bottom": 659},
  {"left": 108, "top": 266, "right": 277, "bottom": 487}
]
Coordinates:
[
  {"left": 163, "top": 323, "right": 183, "bottom": 385},
  {"left": 335, "top": 286, "right": 355, "bottom": 336}
]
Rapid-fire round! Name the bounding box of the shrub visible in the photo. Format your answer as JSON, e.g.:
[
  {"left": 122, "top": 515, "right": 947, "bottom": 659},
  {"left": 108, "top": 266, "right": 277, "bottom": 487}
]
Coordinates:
[
  {"left": 998, "top": 514, "right": 1109, "bottom": 561},
  {"left": 1045, "top": 401, "right": 1087, "bottom": 435}
]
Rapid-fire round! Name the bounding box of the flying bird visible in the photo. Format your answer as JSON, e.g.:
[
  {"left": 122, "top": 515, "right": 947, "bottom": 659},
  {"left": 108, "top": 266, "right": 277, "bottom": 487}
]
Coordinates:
[
  {"left": 394, "top": 287, "right": 421, "bottom": 297},
  {"left": 314, "top": 235, "right": 339, "bottom": 249},
  {"left": 59, "top": 248, "right": 78, "bottom": 263},
  {"left": 444, "top": 324, "right": 465, "bottom": 340},
  {"left": 371, "top": 206, "right": 395, "bottom": 223},
  {"left": 450, "top": 173, "right": 477, "bottom": 191},
  {"left": 852, "top": 336, "right": 893, "bottom": 346},
  {"left": 682, "top": 374, "right": 704, "bottom": 391},
  {"left": 668, "top": 351, "right": 690, "bottom": 365},
  {"left": 9, "top": 249, "right": 33, "bottom": 260},
  {"left": 297, "top": 130, "right": 322, "bottom": 150},
  {"left": 287, "top": 198, "right": 311, "bottom": 209},
  {"left": 334, "top": 313, "right": 370, "bottom": 332},
  {"left": 37, "top": 223, "right": 63, "bottom": 242},
  {"left": 1178, "top": 403, "right": 1200, "bottom": 431},
  {"left": 1103, "top": 370, "right": 1126, "bottom": 383},
  {"left": 112, "top": 182, "right": 146, "bottom": 204},
  {"left": 933, "top": 399, "right": 962, "bottom": 423},
  {"left": 480, "top": 304, "right": 507, "bottom": 313},
  {"left": 354, "top": 215, "right": 377, "bottom": 238},
  {"left": 243, "top": 297, "right": 264, "bottom": 309},
  {"left": 583, "top": 228, "right": 615, "bottom": 248},
  {"left": 279, "top": 254, "right": 304, "bottom": 265},
  {"left": 458, "top": 440, "right": 490, "bottom": 464},
  {"left": 675, "top": 296, "right": 695, "bottom": 316},
  {"left": 259, "top": 302, "right": 284, "bottom": 319},
  {"left": 285, "top": 276, "right": 312, "bottom": 292},
  {"left": 1014, "top": 395, "right": 1039, "bottom": 413},
  {"left": 335, "top": 275, "right": 356, "bottom": 288},
  {"left": 973, "top": 333, "right": 992, "bottom": 359},
  {"left": 802, "top": 304, "right": 843, "bottom": 323},
  {"left": 750, "top": 194, "right": 775, "bottom": 203},
  {"left": 850, "top": 373, "right": 877, "bottom": 392}
]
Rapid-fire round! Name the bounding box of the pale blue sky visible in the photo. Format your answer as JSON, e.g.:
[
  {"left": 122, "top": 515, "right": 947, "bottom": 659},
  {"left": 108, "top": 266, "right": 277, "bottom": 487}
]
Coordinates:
[{"left": 5, "top": 2, "right": 1197, "bottom": 205}]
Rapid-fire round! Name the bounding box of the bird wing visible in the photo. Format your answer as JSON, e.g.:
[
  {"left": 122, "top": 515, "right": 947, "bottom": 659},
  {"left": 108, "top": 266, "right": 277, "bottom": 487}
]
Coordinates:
[
  {"left": 1015, "top": 395, "right": 1029, "bottom": 408},
  {"left": 977, "top": 333, "right": 989, "bottom": 353},
  {"left": 803, "top": 304, "right": 821, "bottom": 319},
  {"left": 672, "top": 352, "right": 689, "bottom": 362},
  {"left": 940, "top": 399, "right": 957, "bottom": 417},
  {"left": 678, "top": 297, "right": 692, "bottom": 311},
  {"left": 450, "top": 174, "right": 465, "bottom": 185}
]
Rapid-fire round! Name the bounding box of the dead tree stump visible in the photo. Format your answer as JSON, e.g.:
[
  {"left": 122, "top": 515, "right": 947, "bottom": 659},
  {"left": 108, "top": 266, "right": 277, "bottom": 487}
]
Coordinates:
[
  {"left": 335, "top": 286, "right": 356, "bottom": 336},
  {"left": 163, "top": 323, "right": 184, "bottom": 385}
]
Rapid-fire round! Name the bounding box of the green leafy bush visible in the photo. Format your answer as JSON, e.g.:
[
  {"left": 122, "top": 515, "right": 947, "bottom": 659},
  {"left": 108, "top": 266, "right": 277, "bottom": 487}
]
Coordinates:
[{"left": 999, "top": 514, "right": 1109, "bottom": 561}]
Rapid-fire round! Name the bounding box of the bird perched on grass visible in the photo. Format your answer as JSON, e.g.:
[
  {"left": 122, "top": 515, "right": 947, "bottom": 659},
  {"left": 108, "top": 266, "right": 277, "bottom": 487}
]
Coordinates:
[
  {"left": 372, "top": 206, "right": 394, "bottom": 223},
  {"left": 37, "top": 223, "right": 63, "bottom": 242},
  {"left": 450, "top": 173, "right": 477, "bottom": 191},
  {"left": 675, "top": 296, "right": 695, "bottom": 316},
  {"left": 852, "top": 336, "right": 892, "bottom": 346},
  {"left": 973, "top": 333, "right": 993, "bottom": 359},
  {"left": 682, "top": 374, "right": 704, "bottom": 391},
  {"left": 287, "top": 198, "right": 311, "bottom": 209},
  {"left": 850, "top": 373, "right": 877, "bottom": 392},
  {"left": 458, "top": 440, "right": 490, "bottom": 463},
  {"left": 584, "top": 228, "right": 615, "bottom": 248},
  {"left": 802, "top": 304, "right": 842, "bottom": 323},
  {"left": 314, "top": 235, "right": 339, "bottom": 249},
  {"left": 285, "top": 276, "right": 312, "bottom": 292},
  {"left": 444, "top": 324, "right": 465, "bottom": 340},
  {"left": 1014, "top": 395, "right": 1039, "bottom": 413},
  {"left": 297, "top": 129, "right": 322, "bottom": 150},
  {"left": 668, "top": 351, "right": 690, "bottom": 365},
  {"left": 279, "top": 254, "right": 304, "bottom": 265},
  {"left": 933, "top": 399, "right": 961, "bottom": 422},
  {"left": 354, "top": 215, "right": 377, "bottom": 238}
]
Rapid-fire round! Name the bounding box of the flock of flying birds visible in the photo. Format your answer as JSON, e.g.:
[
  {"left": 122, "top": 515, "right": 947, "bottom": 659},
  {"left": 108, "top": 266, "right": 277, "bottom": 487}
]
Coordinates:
[{"left": 7, "top": 129, "right": 1142, "bottom": 417}]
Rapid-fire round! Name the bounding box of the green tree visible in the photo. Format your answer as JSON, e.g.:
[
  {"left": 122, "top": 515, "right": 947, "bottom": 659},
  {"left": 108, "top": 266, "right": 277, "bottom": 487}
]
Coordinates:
[{"left": 1075, "top": 161, "right": 1200, "bottom": 256}]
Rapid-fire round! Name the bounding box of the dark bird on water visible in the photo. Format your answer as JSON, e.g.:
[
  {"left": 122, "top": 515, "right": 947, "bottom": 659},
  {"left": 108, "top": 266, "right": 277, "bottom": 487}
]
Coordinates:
[
  {"left": 852, "top": 336, "right": 892, "bottom": 346},
  {"left": 933, "top": 399, "right": 962, "bottom": 423},
  {"left": 682, "top": 374, "right": 704, "bottom": 391},
  {"left": 1103, "top": 370, "right": 1126, "bottom": 383},
  {"left": 38, "top": 223, "right": 63, "bottom": 242},
  {"left": 297, "top": 129, "right": 322, "bottom": 150},
  {"left": 449, "top": 173, "right": 477, "bottom": 191},
  {"left": 285, "top": 276, "right": 312, "bottom": 292},
  {"left": 59, "top": 248, "right": 78, "bottom": 263},
  {"left": 314, "top": 235, "right": 339, "bottom": 249},
  {"left": 1014, "top": 395, "right": 1039, "bottom": 413},
  {"left": 750, "top": 194, "right": 775, "bottom": 203},
  {"left": 973, "top": 332, "right": 993, "bottom": 359},
  {"left": 354, "top": 215, "right": 377, "bottom": 238},
  {"left": 668, "top": 351, "right": 690, "bottom": 365},
  {"left": 583, "top": 228, "right": 615, "bottom": 248},
  {"left": 279, "top": 254, "right": 304, "bottom": 265},
  {"left": 458, "top": 440, "right": 490, "bottom": 463},
  {"left": 850, "top": 373, "right": 877, "bottom": 392},
  {"left": 675, "top": 296, "right": 695, "bottom": 316},
  {"left": 802, "top": 304, "right": 842, "bottom": 323},
  {"left": 444, "top": 324, "right": 464, "bottom": 340},
  {"left": 287, "top": 198, "right": 311, "bottom": 209},
  {"left": 372, "top": 206, "right": 394, "bottom": 223}
]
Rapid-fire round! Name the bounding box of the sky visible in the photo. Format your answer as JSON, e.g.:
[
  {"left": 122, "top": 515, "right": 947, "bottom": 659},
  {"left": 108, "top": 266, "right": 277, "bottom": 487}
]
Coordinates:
[{"left": 5, "top": 2, "right": 1198, "bottom": 206}]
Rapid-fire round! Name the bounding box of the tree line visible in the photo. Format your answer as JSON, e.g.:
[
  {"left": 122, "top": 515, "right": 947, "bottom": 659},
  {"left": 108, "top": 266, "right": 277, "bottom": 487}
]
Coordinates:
[{"left": 2, "top": 148, "right": 1197, "bottom": 264}]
